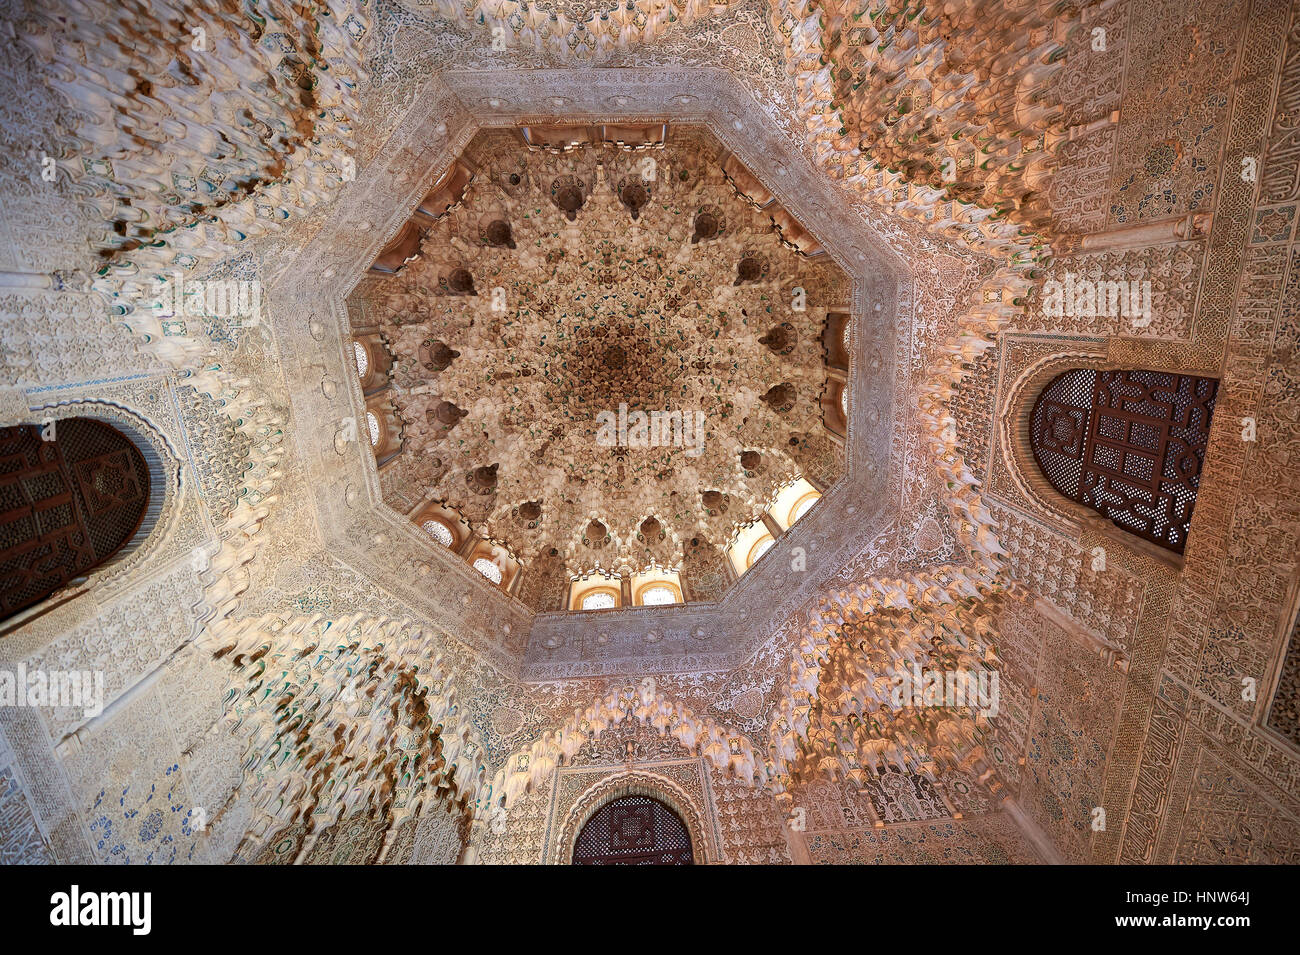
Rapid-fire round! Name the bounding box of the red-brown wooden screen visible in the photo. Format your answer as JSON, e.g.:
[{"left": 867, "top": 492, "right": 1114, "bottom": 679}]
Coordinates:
[
  {"left": 572, "top": 795, "right": 694, "bottom": 865},
  {"left": 0, "top": 420, "right": 150, "bottom": 621},
  {"left": 1030, "top": 369, "right": 1218, "bottom": 553}
]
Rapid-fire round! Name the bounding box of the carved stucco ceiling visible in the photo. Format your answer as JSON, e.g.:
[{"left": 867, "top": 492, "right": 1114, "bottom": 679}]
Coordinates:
[
  {"left": 276, "top": 67, "right": 908, "bottom": 676},
  {"left": 353, "top": 127, "right": 849, "bottom": 587}
]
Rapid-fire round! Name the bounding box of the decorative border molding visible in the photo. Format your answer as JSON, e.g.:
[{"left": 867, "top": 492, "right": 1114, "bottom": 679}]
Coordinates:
[{"left": 548, "top": 764, "right": 718, "bottom": 865}]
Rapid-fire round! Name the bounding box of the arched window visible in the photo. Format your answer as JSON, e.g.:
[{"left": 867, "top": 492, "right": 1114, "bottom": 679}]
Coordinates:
[
  {"left": 1030, "top": 368, "right": 1218, "bottom": 553},
  {"left": 747, "top": 535, "right": 774, "bottom": 568},
  {"left": 642, "top": 582, "right": 681, "bottom": 605},
  {"left": 0, "top": 420, "right": 152, "bottom": 620},
  {"left": 639, "top": 585, "right": 677, "bottom": 606},
  {"left": 421, "top": 519, "right": 454, "bottom": 547},
  {"left": 472, "top": 557, "right": 503, "bottom": 585},
  {"left": 580, "top": 590, "right": 617, "bottom": 611},
  {"left": 629, "top": 569, "right": 683, "bottom": 607},
  {"left": 727, "top": 521, "right": 776, "bottom": 576},
  {"left": 366, "top": 411, "right": 380, "bottom": 447},
  {"left": 569, "top": 574, "right": 623, "bottom": 611},
  {"left": 353, "top": 341, "right": 369, "bottom": 378},
  {"left": 789, "top": 492, "right": 819, "bottom": 525},
  {"left": 572, "top": 795, "right": 693, "bottom": 865}
]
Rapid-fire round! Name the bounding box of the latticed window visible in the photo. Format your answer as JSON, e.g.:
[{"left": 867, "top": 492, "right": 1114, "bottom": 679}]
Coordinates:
[
  {"left": 1029, "top": 369, "right": 1218, "bottom": 553},
  {"left": 421, "top": 519, "right": 453, "bottom": 547},
  {"left": 572, "top": 795, "right": 694, "bottom": 865},
  {"left": 473, "top": 557, "right": 502, "bottom": 584},
  {"left": 581, "top": 591, "right": 616, "bottom": 610},
  {"left": 639, "top": 585, "right": 677, "bottom": 606},
  {"left": 0, "top": 420, "right": 151, "bottom": 620}
]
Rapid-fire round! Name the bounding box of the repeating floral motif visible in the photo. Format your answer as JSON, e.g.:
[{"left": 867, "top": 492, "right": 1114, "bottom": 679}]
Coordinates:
[
  {"left": 807, "top": 816, "right": 1043, "bottom": 865},
  {"left": 0, "top": 763, "right": 49, "bottom": 864},
  {"left": 87, "top": 764, "right": 200, "bottom": 866}
]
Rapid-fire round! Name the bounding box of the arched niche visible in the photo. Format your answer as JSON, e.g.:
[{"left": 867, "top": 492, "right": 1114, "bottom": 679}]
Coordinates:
[
  {"left": 0, "top": 409, "right": 175, "bottom": 623},
  {"left": 412, "top": 503, "right": 471, "bottom": 552},
  {"left": 466, "top": 538, "right": 520, "bottom": 592},
  {"left": 821, "top": 376, "right": 848, "bottom": 441},
  {"left": 554, "top": 771, "right": 714, "bottom": 865},
  {"left": 1020, "top": 364, "right": 1219, "bottom": 555},
  {"left": 351, "top": 335, "right": 393, "bottom": 395},
  {"left": 363, "top": 393, "right": 404, "bottom": 465},
  {"left": 572, "top": 794, "right": 693, "bottom": 865}
]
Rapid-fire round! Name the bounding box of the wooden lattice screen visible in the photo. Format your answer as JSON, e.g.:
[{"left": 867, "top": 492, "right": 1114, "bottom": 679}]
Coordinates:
[
  {"left": 572, "top": 795, "right": 694, "bottom": 865},
  {"left": 1030, "top": 369, "right": 1218, "bottom": 553},
  {"left": 0, "top": 420, "right": 150, "bottom": 621}
]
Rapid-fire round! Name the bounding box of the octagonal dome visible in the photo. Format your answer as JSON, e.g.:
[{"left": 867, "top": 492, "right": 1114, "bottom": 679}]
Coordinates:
[{"left": 348, "top": 125, "right": 853, "bottom": 610}]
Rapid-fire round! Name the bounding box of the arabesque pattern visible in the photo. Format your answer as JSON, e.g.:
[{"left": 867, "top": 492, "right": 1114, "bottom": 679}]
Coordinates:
[{"left": 0, "top": 0, "right": 1296, "bottom": 870}]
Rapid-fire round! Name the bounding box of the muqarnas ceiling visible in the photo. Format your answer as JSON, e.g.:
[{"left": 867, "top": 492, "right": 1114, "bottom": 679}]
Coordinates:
[{"left": 349, "top": 126, "right": 851, "bottom": 608}]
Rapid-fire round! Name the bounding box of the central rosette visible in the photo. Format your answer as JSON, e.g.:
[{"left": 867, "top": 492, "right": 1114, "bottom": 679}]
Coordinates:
[
  {"left": 548, "top": 313, "right": 682, "bottom": 419},
  {"left": 490, "top": 239, "right": 722, "bottom": 490}
]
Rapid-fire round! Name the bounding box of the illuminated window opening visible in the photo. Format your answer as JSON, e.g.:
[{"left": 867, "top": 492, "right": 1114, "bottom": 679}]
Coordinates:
[
  {"left": 631, "top": 567, "right": 684, "bottom": 606},
  {"left": 581, "top": 590, "right": 618, "bottom": 611},
  {"left": 790, "top": 493, "right": 819, "bottom": 525},
  {"left": 640, "top": 585, "right": 676, "bottom": 606},
  {"left": 569, "top": 573, "right": 623, "bottom": 611},
  {"left": 473, "top": 557, "right": 503, "bottom": 584},
  {"left": 422, "top": 519, "right": 454, "bottom": 547},
  {"left": 727, "top": 520, "right": 774, "bottom": 576},
  {"left": 768, "top": 478, "right": 821, "bottom": 531}
]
